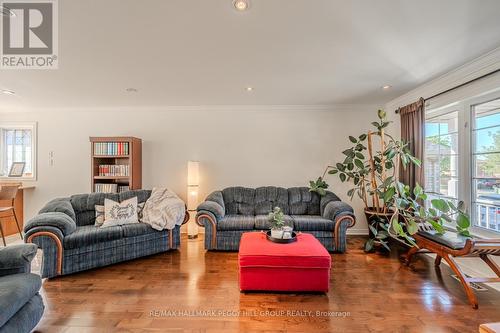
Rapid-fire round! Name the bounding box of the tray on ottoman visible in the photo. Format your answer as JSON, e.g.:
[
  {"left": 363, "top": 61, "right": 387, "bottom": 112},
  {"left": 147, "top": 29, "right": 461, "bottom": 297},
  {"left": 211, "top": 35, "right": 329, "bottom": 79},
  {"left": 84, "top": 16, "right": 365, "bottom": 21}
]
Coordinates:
[{"left": 238, "top": 232, "right": 331, "bottom": 292}]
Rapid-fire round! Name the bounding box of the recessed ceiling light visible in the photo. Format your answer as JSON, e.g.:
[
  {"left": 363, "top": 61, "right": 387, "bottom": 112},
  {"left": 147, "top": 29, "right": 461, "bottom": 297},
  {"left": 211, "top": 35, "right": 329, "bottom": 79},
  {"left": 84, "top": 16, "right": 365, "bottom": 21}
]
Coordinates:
[
  {"left": 233, "top": 0, "right": 249, "bottom": 11},
  {"left": 125, "top": 88, "right": 138, "bottom": 93},
  {"left": 246, "top": 87, "right": 253, "bottom": 92},
  {"left": 382, "top": 85, "right": 392, "bottom": 90},
  {"left": 1, "top": 89, "right": 15, "bottom": 95}
]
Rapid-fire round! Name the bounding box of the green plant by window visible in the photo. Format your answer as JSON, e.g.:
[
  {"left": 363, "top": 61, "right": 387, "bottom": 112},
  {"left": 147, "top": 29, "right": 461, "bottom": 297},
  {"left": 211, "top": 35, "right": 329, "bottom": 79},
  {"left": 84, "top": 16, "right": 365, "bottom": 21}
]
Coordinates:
[{"left": 309, "top": 110, "right": 471, "bottom": 252}]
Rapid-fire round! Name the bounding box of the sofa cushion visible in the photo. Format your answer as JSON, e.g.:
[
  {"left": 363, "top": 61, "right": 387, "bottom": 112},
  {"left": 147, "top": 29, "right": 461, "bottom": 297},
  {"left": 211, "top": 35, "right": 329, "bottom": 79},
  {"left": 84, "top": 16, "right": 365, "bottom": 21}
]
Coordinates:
[
  {"left": 254, "top": 215, "right": 294, "bottom": 230},
  {"left": 292, "top": 215, "right": 335, "bottom": 231},
  {"left": 255, "top": 186, "right": 289, "bottom": 215},
  {"left": 63, "top": 225, "right": 123, "bottom": 249},
  {"left": 217, "top": 215, "right": 255, "bottom": 231},
  {"left": 288, "top": 187, "right": 321, "bottom": 215},
  {"left": 121, "top": 223, "right": 158, "bottom": 238},
  {"left": 119, "top": 189, "right": 151, "bottom": 203},
  {"left": 0, "top": 273, "right": 42, "bottom": 327},
  {"left": 222, "top": 187, "right": 255, "bottom": 215}
]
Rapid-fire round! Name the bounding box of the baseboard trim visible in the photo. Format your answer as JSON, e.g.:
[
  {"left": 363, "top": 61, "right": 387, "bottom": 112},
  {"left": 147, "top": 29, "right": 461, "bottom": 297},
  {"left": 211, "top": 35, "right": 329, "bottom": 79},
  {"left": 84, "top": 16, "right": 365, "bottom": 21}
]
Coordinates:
[{"left": 346, "top": 229, "right": 368, "bottom": 236}]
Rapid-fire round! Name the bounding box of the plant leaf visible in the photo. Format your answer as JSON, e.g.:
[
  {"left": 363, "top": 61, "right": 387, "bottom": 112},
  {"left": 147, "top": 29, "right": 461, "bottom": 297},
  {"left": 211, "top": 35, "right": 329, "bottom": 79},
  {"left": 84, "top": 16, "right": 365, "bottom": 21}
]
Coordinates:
[
  {"left": 364, "top": 239, "right": 375, "bottom": 252},
  {"left": 339, "top": 173, "right": 346, "bottom": 182},
  {"left": 456, "top": 212, "right": 470, "bottom": 229},
  {"left": 431, "top": 199, "right": 449, "bottom": 213}
]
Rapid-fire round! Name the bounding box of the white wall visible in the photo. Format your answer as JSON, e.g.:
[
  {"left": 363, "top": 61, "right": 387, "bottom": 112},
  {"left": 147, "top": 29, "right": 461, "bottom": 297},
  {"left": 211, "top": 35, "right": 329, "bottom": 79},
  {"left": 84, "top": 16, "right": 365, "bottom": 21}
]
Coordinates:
[{"left": 0, "top": 105, "right": 381, "bottom": 234}]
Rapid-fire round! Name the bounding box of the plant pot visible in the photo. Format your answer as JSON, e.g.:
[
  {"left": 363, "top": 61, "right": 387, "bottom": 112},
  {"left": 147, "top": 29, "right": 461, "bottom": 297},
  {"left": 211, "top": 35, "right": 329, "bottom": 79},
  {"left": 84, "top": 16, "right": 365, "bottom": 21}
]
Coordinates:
[
  {"left": 364, "top": 207, "right": 394, "bottom": 238},
  {"left": 270, "top": 229, "right": 284, "bottom": 239}
]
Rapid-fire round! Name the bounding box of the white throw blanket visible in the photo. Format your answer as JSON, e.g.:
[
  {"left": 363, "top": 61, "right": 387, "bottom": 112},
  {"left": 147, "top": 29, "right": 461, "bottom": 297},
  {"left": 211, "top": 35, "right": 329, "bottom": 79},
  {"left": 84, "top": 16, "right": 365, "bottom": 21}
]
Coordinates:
[{"left": 141, "top": 188, "right": 186, "bottom": 231}]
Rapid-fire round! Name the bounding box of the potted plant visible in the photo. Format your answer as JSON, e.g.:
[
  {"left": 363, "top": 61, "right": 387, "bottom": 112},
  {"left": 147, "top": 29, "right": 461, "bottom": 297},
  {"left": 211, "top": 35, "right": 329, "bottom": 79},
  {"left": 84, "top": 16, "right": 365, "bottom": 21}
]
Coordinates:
[
  {"left": 309, "top": 109, "right": 471, "bottom": 252},
  {"left": 268, "top": 207, "right": 286, "bottom": 238}
]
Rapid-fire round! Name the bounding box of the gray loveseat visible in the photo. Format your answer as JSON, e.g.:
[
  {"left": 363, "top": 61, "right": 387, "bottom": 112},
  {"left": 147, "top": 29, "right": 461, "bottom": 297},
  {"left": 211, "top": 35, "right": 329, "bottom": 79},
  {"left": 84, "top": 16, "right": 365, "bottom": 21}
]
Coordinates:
[
  {"left": 24, "top": 190, "right": 188, "bottom": 278},
  {"left": 196, "top": 186, "right": 355, "bottom": 252},
  {"left": 0, "top": 244, "right": 44, "bottom": 333}
]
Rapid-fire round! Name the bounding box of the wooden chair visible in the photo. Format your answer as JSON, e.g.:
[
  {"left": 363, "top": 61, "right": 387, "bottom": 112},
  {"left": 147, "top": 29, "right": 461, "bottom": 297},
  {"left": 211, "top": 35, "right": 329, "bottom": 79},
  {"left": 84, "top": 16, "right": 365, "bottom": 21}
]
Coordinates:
[
  {"left": 405, "top": 229, "right": 500, "bottom": 309},
  {"left": 0, "top": 185, "right": 23, "bottom": 246}
]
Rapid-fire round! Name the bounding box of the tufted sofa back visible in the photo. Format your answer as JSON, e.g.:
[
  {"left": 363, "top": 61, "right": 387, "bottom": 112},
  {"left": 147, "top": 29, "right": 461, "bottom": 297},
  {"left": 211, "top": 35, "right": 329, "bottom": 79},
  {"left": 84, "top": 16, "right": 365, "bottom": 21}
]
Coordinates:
[
  {"left": 220, "top": 186, "right": 339, "bottom": 216},
  {"left": 68, "top": 190, "right": 152, "bottom": 226}
]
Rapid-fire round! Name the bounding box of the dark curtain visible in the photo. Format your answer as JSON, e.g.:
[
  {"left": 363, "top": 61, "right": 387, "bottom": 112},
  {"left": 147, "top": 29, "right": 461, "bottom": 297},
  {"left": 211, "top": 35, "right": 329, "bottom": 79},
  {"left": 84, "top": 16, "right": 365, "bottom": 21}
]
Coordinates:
[{"left": 398, "top": 97, "right": 425, "bottom": 189}]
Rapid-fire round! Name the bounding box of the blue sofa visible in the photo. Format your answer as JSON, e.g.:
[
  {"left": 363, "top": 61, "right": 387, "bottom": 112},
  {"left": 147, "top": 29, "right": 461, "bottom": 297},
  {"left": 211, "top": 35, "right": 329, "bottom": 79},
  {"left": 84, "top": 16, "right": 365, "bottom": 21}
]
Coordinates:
[
  {"left": 24, "top": 190, "right": 188, "bottom": 278},
  {"left": 196, "top": 186, "right": 355, "bottom": 252},
  {"left": 0, "top": 244, "right": 44, "bottom": 333}
]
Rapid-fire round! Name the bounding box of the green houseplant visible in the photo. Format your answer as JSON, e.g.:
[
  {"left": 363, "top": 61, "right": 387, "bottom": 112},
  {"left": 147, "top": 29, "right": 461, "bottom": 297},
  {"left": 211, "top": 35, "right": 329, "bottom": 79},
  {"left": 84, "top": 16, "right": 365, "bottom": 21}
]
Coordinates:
[
  {"left": 268, "top": 207, "right": 286, "bottom": 238},
  {"left": 310, "top": 110, "right": 471, "bottom": 252}
]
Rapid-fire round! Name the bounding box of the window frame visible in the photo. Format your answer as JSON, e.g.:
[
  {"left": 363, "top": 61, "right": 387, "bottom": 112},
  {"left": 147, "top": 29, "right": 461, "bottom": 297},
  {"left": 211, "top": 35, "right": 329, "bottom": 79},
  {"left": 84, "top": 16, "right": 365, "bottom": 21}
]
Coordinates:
[
  {"left": 0, "top": 121, "right": 37, "bottom": 180},
  {"left": 424, "top": 107, "right": 461, "bottom": 201},
  {"left": 466, "top": 92, "right": 500, "bottom": 236},
  {"left": 424, "top": 90, "right": 500, "bottom": 237}
]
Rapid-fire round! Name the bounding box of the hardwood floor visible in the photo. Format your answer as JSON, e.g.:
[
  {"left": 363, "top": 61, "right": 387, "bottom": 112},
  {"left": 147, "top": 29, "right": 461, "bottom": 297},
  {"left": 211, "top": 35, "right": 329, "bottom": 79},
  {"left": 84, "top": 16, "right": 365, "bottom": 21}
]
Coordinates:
[{"left": 34, "top": 235, "right": 500, "bottom": 332}]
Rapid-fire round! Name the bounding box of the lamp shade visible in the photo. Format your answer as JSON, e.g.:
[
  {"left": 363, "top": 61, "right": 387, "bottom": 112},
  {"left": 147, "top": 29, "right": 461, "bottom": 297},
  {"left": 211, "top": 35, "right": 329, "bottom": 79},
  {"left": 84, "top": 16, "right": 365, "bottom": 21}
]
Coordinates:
[{"left": 187, "top": 161, "right": 199, "bottom": 186}]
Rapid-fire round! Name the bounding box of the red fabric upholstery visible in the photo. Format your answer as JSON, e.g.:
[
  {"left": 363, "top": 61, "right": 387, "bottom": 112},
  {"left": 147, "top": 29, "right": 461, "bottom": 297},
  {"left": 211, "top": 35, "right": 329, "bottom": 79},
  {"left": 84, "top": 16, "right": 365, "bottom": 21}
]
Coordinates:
[{"left": 238, "top": 232, "right": 331, "bottom": 292}]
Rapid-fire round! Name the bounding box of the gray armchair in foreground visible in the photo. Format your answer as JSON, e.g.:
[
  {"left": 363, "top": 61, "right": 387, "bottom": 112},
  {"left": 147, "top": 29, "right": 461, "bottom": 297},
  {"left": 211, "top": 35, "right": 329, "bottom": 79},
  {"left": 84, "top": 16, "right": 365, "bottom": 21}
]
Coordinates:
[
  {"left": 196, "top": 186, "right": 355, "bottom": 252},
  {"left": 0, "top": 244, "right": 45, "bottom": 333}
]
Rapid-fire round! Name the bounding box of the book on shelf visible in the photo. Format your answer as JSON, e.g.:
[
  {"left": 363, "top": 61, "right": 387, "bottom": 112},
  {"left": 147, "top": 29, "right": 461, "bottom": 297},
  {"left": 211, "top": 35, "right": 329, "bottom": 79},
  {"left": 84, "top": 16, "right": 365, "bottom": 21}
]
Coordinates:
[
  {"left": 94, "top": 142, "right": 129, "bottom": 156},
  {"left": 98, "top": 164, "right": 129, "bottom": 177},
  {"left": 94, "top": 183, "right": 118, "bottom": 193},
  {"left": 118, "top": 186, "right": 130, "bottom": 193},
  {"left": 94, "top": 184, "right": 130, "bottom": 194}
]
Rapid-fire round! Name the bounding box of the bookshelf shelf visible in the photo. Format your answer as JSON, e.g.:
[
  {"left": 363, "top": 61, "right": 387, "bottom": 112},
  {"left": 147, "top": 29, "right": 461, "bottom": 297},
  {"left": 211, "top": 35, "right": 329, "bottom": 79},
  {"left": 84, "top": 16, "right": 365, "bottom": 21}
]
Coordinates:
[
  {"left": 93, "top": 176, "right": 130, "bottom": 180},
  {"left": 92, "top": 155, "right": 131, "bottom": 158},
  {"left": 90, "top": 137, "right": 142, "bottom": 193}
]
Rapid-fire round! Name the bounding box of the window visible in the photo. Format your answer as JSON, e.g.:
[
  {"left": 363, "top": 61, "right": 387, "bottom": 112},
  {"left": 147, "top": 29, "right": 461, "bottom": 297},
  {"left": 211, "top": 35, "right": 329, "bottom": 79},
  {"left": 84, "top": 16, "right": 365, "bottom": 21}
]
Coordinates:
[
  {"left": 424, "top": 92, "right": 500, "bottom": 235},
  {"left": 0, "top": 122, "right": 37, "bottom": 179},
  {"left": 424, "top": 110, "right": 460, "bottom": 205},
  {"left": 472, "top": 99, "right": 500, "bottom": 231}
]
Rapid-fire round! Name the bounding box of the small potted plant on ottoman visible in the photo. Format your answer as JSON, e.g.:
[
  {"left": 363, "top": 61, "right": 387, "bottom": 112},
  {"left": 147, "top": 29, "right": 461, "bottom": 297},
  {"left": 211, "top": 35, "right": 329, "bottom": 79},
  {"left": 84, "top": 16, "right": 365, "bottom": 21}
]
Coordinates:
[{"left": 268, "top": 207, "right": 286, "bottom": 239}]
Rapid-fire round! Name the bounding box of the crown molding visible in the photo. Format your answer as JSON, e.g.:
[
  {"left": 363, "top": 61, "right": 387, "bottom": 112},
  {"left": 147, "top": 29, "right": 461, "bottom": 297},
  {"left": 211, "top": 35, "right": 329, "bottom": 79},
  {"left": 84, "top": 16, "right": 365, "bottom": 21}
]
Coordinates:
[
  {"left": 0, "top": 104, "right": 379, "bottom": 114},
  {"left": 385, "top": 46, "right": 500, "bottom": 110}
]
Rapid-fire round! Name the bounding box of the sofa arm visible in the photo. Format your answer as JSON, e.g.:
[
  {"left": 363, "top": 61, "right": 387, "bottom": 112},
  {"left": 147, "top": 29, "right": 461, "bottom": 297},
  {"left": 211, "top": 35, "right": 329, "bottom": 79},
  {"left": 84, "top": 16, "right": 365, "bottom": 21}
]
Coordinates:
[
  {"left": 0, "top": 244, "right": 38, "bottom": 277},
  {"left": 323, "top": 201, "right": 354, "bottom": 221},
  {"left": 25, "top": 226, "right": 64, "bottom": 278},
  {"left": 196, "top": 210, "right": 218, "bottom": 250},
  {"left": 197, "top": 201, "right": 225, "bottom": 220},
  {"left": 24, "top": 212, "right": 77, "bottom": 236},
  {"left": 39, "top": 198, "right": 76, "bottom": 221}
]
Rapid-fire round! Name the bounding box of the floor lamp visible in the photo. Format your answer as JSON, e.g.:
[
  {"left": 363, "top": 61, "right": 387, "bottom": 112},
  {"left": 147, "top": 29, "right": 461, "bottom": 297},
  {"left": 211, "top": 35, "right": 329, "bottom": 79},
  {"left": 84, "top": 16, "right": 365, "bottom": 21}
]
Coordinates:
[{"left": 187, "top": 161, "right": 199, "bottom": 239}]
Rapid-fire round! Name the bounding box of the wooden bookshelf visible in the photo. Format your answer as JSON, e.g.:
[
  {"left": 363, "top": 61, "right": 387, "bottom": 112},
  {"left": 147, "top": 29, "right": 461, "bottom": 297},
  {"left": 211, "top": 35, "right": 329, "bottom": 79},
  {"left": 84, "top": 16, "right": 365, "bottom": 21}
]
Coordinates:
[{"left": 90, "top": 136, "right": 142, "bottom": 193}]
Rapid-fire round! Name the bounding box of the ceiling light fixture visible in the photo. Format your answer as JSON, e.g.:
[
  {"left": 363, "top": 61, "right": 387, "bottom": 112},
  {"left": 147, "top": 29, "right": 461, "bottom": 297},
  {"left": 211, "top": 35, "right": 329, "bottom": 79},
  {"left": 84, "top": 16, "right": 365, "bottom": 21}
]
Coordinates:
[
  {"left": 1, "top": 89, "right": 15, "bottom": 95},
  {"left": 382, "top": 85, "right": 392, "bottom": 90},
  {"left": 125, "top": 88, "right": 138, "bottom": 93},
  {"left": 246, "top": 87, "right": 253, "bottom": 92},
  {"left": 233, "top": 0, "right": 249, "bottom": 11},
  {"left": 0, "top": 5, "right": 15, "bottom": 17}
]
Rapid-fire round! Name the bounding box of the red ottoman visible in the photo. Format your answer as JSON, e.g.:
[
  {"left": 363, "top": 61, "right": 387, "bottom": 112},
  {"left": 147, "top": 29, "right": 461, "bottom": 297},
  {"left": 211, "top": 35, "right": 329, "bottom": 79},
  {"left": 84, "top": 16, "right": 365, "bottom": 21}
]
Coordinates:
[{"left": 238, "top": 232, "right": 331, "bottom": 292}]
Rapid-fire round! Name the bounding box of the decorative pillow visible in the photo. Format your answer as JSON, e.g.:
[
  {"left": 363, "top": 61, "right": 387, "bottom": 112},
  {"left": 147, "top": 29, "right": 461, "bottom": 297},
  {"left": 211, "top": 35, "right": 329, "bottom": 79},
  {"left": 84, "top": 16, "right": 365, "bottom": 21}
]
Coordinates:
[
  {"left": 101, "top": 197, "right": 138, "bottom": 228},
  {"left": 95, "top": 200, "right": 144, "bottom": 227}
]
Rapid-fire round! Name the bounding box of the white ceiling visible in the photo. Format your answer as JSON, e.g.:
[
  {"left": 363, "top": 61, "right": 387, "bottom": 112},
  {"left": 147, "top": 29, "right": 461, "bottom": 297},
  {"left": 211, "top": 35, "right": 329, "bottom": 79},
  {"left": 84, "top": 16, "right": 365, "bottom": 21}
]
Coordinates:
[{"left": 1, "top": 0, "right": 500, "bottom": 109}]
